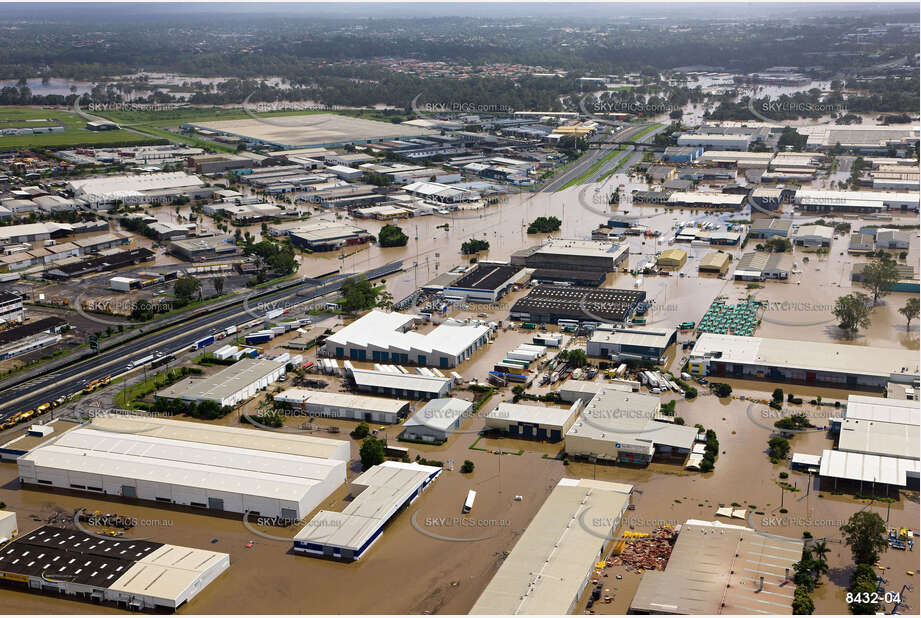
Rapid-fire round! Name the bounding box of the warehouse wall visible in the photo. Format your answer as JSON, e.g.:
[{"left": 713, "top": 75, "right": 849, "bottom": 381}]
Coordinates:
[{"left": 19, "top": 463, "right": 340, "bottom": 520}]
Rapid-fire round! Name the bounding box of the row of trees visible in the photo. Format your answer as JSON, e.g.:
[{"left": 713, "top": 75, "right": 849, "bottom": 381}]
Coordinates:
[{"left": 834, "top": 293, "right": 919, "bottom": 335}]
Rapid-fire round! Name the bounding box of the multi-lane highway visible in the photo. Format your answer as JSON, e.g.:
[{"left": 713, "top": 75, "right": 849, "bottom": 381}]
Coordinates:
[
  {"left": 0, "top": 261, "right": 402, "bottom": 420},
  {"left": 539, "top": 122, "right": 661, "bottom": 193}
]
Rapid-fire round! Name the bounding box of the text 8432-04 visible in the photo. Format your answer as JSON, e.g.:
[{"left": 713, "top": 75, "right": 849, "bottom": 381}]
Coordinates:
[{"left": 845, "top": 592, "right": 900, "bottom": 604}]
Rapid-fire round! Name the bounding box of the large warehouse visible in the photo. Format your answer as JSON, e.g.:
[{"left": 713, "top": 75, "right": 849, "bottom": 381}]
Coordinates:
[
  {"left": 793, "top": 189, "right": 920, "bottom": 213},
  {"left": 273, "top": 388, "right": 410, "bottom": 424},
  {"left": 698, "top": 251, "right": 732, "bottom": 274},
  {"left": 68, "top": 172, "right": 211, "bottom": 206},
  {"left": 666, "top": 192, "right": 746, "bottom": 210},
  {"left": 0, "top": 526, "right": 230, "bottom": 611},
  {"left": 565, "top": 389, "right": 699, "bottom": 466},
  {"left": 442, "top": 263, "right": 525, "bottom": 303},
  {"left": 398, "top": 397, "right": 474, "bottom": 443},
  {"left": 677, "top": 133, "right": 752, "bottom": 151},
  {"left": 293, "top": 461, "right": 441, "bottom": 561},
  {"left": 689, "top": 333, "right": 920, "bottom": 390},
  {"left": 158, "top": 358, "right": 286, "bottom": 407},
  {"left": 509, "top": 285, "right": 645, "bottom": 325},
  {"left": 511, "top": 239, "right": 628, "bottom": 273},
  {"left": 182, "top": 114, "right": 439, "bottom": 150},
  {"left": 18, "top": 416, "right": 348, "bottom": 520},
  {"left": 797, "top": 125, "right": 919, "bottom": 153},
  {"left": 348, "top": 367, "right": 454, "bottom": 399},
  {"left": 485, "top": 400, "right": 582, "bottom": 442},
  {"left": 586, "top": 327, "right": 677, "bottom": 363},
  {"left": 732, "top": 252, "right": 793, "bottom": 281},
  {"left": 324, "top": 310, "right": 490, "bottom": 368},
  {"left": 813, "top": 394, "right": 921, "bottom": 491},
  {"left": 470, "top": 478, "right": 633, "bottom": 615},
  {"left": 630, "top": 519, "right": 804, "bottom": 615}
]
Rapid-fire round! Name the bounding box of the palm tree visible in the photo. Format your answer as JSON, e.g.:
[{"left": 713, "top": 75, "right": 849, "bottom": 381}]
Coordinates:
[{"left": 811, "top": 541, "right": 830, "bottom": 583}]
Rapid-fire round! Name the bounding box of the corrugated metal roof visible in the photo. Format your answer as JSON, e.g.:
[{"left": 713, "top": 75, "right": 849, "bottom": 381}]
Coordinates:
[
  {"left": 819, "top": 449, "right": 920, "bottom": 486},
  {"left": 630, "top": 520, "right": 803, "bottom": 615},
  {"left": 470, "top": 478, "right": 632, "bottom": 615}
]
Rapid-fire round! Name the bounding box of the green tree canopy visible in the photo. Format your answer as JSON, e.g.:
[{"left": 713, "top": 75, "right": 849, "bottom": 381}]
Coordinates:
[
  {"left": 340, "top": 276, "right": 380, "bottom": 312},
  {"left": 859, "top": 258, "right": 900, "bottom": 305},
  {"left": 378, "top": 224, "right": 409, "bottom": 248},
  {"left": 173, "top": 275, "right": 201, "bottom": 307},
  {"left": 841, "top": 511, "right": 888, "bottom": 566},
  {"left": 833, "top": 292, "right": 871, "bottom": 333},
  {"left": 359, "top": 437, "right": 386, "bottom": 470}
]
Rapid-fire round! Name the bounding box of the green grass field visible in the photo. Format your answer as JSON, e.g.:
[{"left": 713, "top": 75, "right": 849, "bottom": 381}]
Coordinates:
[
  {"left": 0, "top": 104, "right": 412, "bottom": 152},
  {"left": 0, "top": 107, "right": 164, "bottom": 151},
  {"left": 95, "top": 106, "right": 409, "bottom": 129}
]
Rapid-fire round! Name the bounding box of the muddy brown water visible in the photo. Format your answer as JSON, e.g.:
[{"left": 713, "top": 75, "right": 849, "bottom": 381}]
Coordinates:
[
  {"left": 3, "top": 179, "right": 918, "bottom": 613},
  {"left": 2, "top": 378, "right": 917, "bottom": 615}
]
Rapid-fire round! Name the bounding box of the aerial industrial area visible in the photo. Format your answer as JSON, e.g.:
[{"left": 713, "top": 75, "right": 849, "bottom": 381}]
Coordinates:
[{"left": 0, "top": 2, "right": 918, "bottom": 617}]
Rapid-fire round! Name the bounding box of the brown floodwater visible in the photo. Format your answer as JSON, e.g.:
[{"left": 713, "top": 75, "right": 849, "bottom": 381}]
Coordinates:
[{"left": 3, "top": 177, "right": 917, "bottom": 614}]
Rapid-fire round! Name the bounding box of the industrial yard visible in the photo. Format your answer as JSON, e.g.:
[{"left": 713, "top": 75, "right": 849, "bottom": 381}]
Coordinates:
[{"left": 0, "top": 4, "right": 918, "bottom": 617}]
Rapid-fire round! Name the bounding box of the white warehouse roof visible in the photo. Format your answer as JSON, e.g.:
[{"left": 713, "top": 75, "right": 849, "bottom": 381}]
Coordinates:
[
  {"left": 294, "top": 461, "right": 441, "bottom": 555},
  {"left": 402, "top": 397, "right": 473, "bottom": 433},
  {"left": 88, "top": 414, "right": 349, "bottom": 461},
  {"left": 819, "top": 449, "right": 920, "bottom": 487},
  {"left": 326, "top": 310, "right": 490, "bottom": 359},
  {"left": 68, "top": 172, "right": 204, "bottom": 200},
  {"left": 691, "top": 333, "right": 919, "bottom": 380},
  {"left": 845, "top": 395, "right": 920, "bottom": 426},
  {"left": 488, "top": 401, "right": 579, "bottom": 429},
  {"left": 274, "top": 388, "right": 408, "bottom": 414},
  {"left": 21, "top": 425, "right": 346, "bottom": 504},
  {"left": 470, "top": 478, "right": 632, "bottom": 614}
]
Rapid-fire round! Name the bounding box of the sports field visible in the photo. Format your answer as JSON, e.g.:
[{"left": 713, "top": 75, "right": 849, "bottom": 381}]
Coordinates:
[{"left": 0, "top": 107, "right": 162, "bottom": 151}]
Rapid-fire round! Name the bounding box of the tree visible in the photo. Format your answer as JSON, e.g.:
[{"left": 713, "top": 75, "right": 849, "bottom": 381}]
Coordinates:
[
  {"left": 378, "top": 224, "right": 408, "bottom": 247},
  {"left": 359, "top": 437, "right": 385, "bottom": 470},
  {"left": 840, "top": 511, "right": 888, "bottom": 566},
  {"left": 245, "top": 239, "right": 297, "bottom": 276},
  {"left": 792, "top": 585, "right": 815, "bottom": 615},
  {"left": 899, "top": 297, "right": 919, "bottom": 330},
  {"left": 376, "top": 289, "right": 395, "bottom": 311},
  {"left": 460, "top": 460, "right": 475, "bottom": 473},
  {"left": 811, "top": 540, "right": 830, "bottom": 583},
  {"left": 772, "top": 388, "right": 784, "bottom": 403},
  {"left": 350, "top": 422, "right": 370, "bottom": 440},
  {"left": 461, "top": 238, "right": 489, "bottom": 255},
  {"left": 765, "top": 237, "right": 792, "bottom": 253},
  {"left": 768, "top": 435, "right": 790, "bottom": 460},
  {"left": 713, "top": 382, "right": 732, "bottom": 398},
  {"left": 848, "top": 564, "right": 880, "bottom": 615},
  {"left": 567, "top": 349, "right": 588, "bottom": 368},
  {"left": 213, "top": 276, "right": 225, "bottom": 297},
  {"left": 859, "top": 258, "right": 899, "bottom": 305},
  {"left": 793, "top": 548, "right": 816, "bottom": 591},
  {"left": 775, "top": 413, "right": 813, "bottom": 431},
  {"left": 340, "top": 276, "right": 379, "bottom": 312},
  {"left": 833, "top": 293, "right": 871, "bottom": 334},
  {"left": 173, "top": 275, "right": 201, "bottom": 307},
  {"left": 527, "top": 216, "right": 562, "bottom": 234}
]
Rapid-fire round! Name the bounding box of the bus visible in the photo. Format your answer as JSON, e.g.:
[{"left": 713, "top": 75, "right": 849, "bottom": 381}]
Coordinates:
[{"left": 463, "top": 490, "right": 477, "bottom": 514}]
